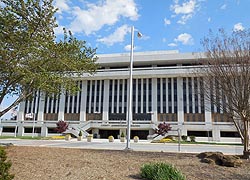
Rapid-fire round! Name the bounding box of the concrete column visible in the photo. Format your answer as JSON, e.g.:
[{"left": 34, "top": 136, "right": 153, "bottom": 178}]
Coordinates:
[
  {"left": 17, "top": 101, "right": 25, "bottom": 121},
  {"left": 41, "top": 124, "right": 48, "bottom": 137},
  {"left": 17, "top": 123, "right": 24, "bottom": 136},
  {"left": 177, "top": 77, "right": 184, "bottom": 125},
  {"left": 92, "top": 128, "right": 99, "bottom": 138},
  {"left": 205, "top": 98, "right": 212, "bottom": 125},
  {"left": 38, "top": 92, "right": 45, "bottom": 122},
  {"left": 152, "top": 78, "right": 158, "bottom": 123},
  {"left": 212, "top": 126, "right": 220, "bottom": 142},
  {"left": 58, "top": 90, "right": 66, "bottom": 121},
  {"left": 102, "top": 80, "right": 110, "bottom": 121},
  {"left": 80, "top": 80, "right": 87, "bottom": 122}
]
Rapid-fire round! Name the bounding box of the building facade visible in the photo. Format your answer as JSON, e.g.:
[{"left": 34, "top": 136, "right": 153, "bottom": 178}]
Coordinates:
[{"left": 0, "top": 50, "right": 240, "bottom": 142}]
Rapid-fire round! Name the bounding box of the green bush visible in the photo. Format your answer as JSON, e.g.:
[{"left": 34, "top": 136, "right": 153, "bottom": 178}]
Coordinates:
[
  {"left": 181, "top": 135, "right": 187, "bottom": 141},
  {"left": 189, "top": 136, "right": 196, "bottom": 142},
  {"left": 140, "top": 162, "right": 186, "bottom": 180},
  {"left": 120, "top": 132, "right": 125, "bottom": 138},
  {"left": 0, "top": 147, "right": 14, "bottom": 180},
  {"left": 78, "top": 131, "right": 82, "bottom": 136}
]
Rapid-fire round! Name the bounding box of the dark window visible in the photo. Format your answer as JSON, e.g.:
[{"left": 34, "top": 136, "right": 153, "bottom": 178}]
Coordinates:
[
  {"left": 220, "top": 131, "right": 240, "bottom": 137},
  {"left": 187, "top": 131, "right": 212, "bottom": 137}
]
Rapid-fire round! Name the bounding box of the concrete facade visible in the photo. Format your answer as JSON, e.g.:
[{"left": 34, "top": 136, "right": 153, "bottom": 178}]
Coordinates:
[{"left": 0, "top": 50, "right": 240, "bottom": 142}]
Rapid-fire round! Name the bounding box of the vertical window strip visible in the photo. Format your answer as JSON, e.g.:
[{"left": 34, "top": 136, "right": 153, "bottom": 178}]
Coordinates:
[
  {"left": 146, "top": 78, "right": 149, "bottom": 113},
  {"left": 174, "top": 78, "right": 178, "bottom": 113},
  {"left": 200, "top": 78, "right": 205, "bottom": 113},
  {"left": 183, "top": 77, "right": 187, "bottom": 113},
  {"left": 191, "top": 77, "right": 195, "bottom": 113},
  {"left": 210, "top": 78, "right": 214, "bottom": 113},
  {"left": 162, "top": 78, "right": 166, "bottom": 113},
  {"left": 121, "top": 79, "right": 125, "bottom": 113},
  {"left": 197, "top": 77, "right": 201, "bottom": 113},
  {"left": 46, "top": 95, "right": 50, "bottom": 113},
  {"left": 188, "top": 77, "right": 192, "bottom": 113},
  {"left": 36, "top": 91, "right": 40, "bottom": 115},
  {"left": 98, "top": 80, "right": 102, "bottom": 113},
  {"left": 194, "top": 77, "right": 199, "bottom": 113},
  {"left": 86, "top": 80, "right": 90, "bottom": 113},
  {"left": 116, "top": 79, "right": 120, "bottom": 113},
  {"left": 168, "top": 78, "right": 172, "bottom": 113},
  {"left": 108, "top": 80, "right": 112, "bottom": 113},
  {"left": 148, "top": 78, "right": 152, "bottom": 112},
  {"left": 93, "top": 80, "right": 97, "bottom": 113},
  {"left": 141, "top": 78, "right": 144, "bottom": 113},
  {"left": 165, "top": 78, "right": 169, "bottom": 113},
  {"left": 101, "top": 80, "right": 104, "bottom": 112},
  {"left": 171, "top": 78, "right": 175, "bottom": 113},
  {"left": 186, "top": 77, "right": 189, "bottom": 113},
  {"left": 157, "top": 78, "right": 160, "bottom": 113},
  {"left": 88, "top": 80, "right": 93, "bottom": 113},
  {"left": 135, "top": 79, "right": 138, "bottom": 113},
  {"left": 160, "top": 78, "right": 163, "bottom": 113},
  {"left": 111, "top": 79, "right": 115, "bottom": 113}
]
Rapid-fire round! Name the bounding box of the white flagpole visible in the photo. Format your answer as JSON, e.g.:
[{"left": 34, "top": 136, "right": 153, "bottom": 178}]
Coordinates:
[
  {"left": 126, "top": 26, "right": 134, "bottom": 150},
  {"left": 32, "top": 113, "right": 35, "bottom": 138}
]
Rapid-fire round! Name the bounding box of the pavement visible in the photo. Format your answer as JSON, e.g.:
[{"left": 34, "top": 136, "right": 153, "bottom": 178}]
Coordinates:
[{"left": 0, "top": 138, "right": 244, "bottom": 155}]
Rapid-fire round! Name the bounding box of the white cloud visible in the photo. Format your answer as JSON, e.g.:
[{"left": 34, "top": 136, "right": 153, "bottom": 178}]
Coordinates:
[
  {"left": 69, "top": 0, "right": 139, "bottom": 35},
  {"left": 170, "top": 0, "right": 198, "bottom": 24},
  {"left": 54, "top": 0, "right": 70, "bottom": 14},
  {"left": 124, "top": 44, "right": 139, "bottom": 51},
  {"left": 164, "top": 18, "right": 171, "bottom": 25},
  {"left": 168, "top": 43, "right": 177, "bottom": 47},
  {"left": 177, "top": 14, "right": 193, "bottom": 24},
  {"left": 97, "top": 25, "right": 130, "bottom": 46},
  {"left": 220, "top": 4, "right": 227, "bottom": 10},
  {"left": 174, "top": 33, "right": 194, "bottom": 45},
  {"left": 54, "top": 24, "right": 65, "bottom": 36},
  {"left": 233, "top": 23, "right": 245, "bottom": 31},
  {"left": 208, "top": 17, "right": 211, "bottom": 22},
  {"left": 171, "top": 0, "right": 196, "bottom": 14}
]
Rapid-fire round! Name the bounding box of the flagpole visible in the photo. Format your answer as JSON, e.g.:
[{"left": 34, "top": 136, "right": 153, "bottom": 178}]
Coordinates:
[
  {"left": 32, "top": 113, "right": 35, "bottom": 138},
  {"left": 125, "top": 26, "right": 134, "bottom": 150}
]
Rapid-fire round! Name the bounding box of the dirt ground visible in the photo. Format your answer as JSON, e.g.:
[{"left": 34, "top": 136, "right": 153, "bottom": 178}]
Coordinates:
[{"left": 5, "top": 146, "right": 250, "bottom": 180}]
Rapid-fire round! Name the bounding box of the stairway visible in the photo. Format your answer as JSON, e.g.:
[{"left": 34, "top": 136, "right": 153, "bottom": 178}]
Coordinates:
[{"left": 64, "top": 122, "right": 91, "bottom": 137}]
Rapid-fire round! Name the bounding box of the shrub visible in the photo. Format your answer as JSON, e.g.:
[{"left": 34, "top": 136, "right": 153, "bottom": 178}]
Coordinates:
[
  {"left": 54, "top": 120, "right": 68, "bottom": 133},
  {"left": 120, "top": 132, "right": 125, "bottom": 138},
  {"left": 181, "top": 135, "right": 187, "bottom": 141},
  {"left": 0, "top": 147, "right": 14, "bottom": 180},
  {"left": 140, "top": 162, "right": 186, "bottom": 180},
  {"left": 189, "top": 136, "right": 196, "bottom": 142},
  {"left": 159, "top": 138, "right": 172, "bottom": 143},
  {"left": 78, "top": 131, "right": 82, "bottom": 137},
  {"left": 108, "top": 135, "right": 114, "bottom": 142},
  {"left": 155, "top": 122, "right": 172, "bottom": 137}
]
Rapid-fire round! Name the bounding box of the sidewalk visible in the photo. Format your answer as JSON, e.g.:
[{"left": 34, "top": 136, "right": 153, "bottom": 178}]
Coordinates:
[{"left": 0, "top": 138, "right": 243, "bottom": 155}]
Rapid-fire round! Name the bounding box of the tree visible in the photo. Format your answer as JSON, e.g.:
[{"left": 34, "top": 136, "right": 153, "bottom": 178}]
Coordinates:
[
  {"left": 155, "top": 122, "right": 172, "bottom": 137},
  {"left": 199, "top": 28, "right": 250, "bottom": 158},
  {"left": 0, "top": 0, "right": 98, "bottom": 117},
  {"left": 54, "top": 120, "right": 68, "bottom": 133}
]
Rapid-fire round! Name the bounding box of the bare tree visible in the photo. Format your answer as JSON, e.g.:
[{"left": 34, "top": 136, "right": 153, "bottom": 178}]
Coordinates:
[{"left": 199, "top": 28, "right": 250, "bottom": 158}]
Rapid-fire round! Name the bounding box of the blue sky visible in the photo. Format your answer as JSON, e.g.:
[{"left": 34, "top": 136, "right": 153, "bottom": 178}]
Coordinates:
[
  {"left": 53, "top": 0, "right": 249, "bottom": 54},
  {"left": 1, "top": 0, "right": 249, "bottom": 119}
]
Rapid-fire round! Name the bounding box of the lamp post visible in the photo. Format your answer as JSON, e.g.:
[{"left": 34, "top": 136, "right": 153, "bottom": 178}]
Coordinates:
[{"left": 125, "top": 26, "right": 142, "bottom": 150}]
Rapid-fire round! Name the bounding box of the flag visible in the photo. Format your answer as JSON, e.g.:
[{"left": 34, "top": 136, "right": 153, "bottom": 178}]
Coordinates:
[
  {"left": 25, "top": 113, "right": 33, "bottom": 119},
  {"left": 137, "top": 32, "right": 142, "bottom": 38}
]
